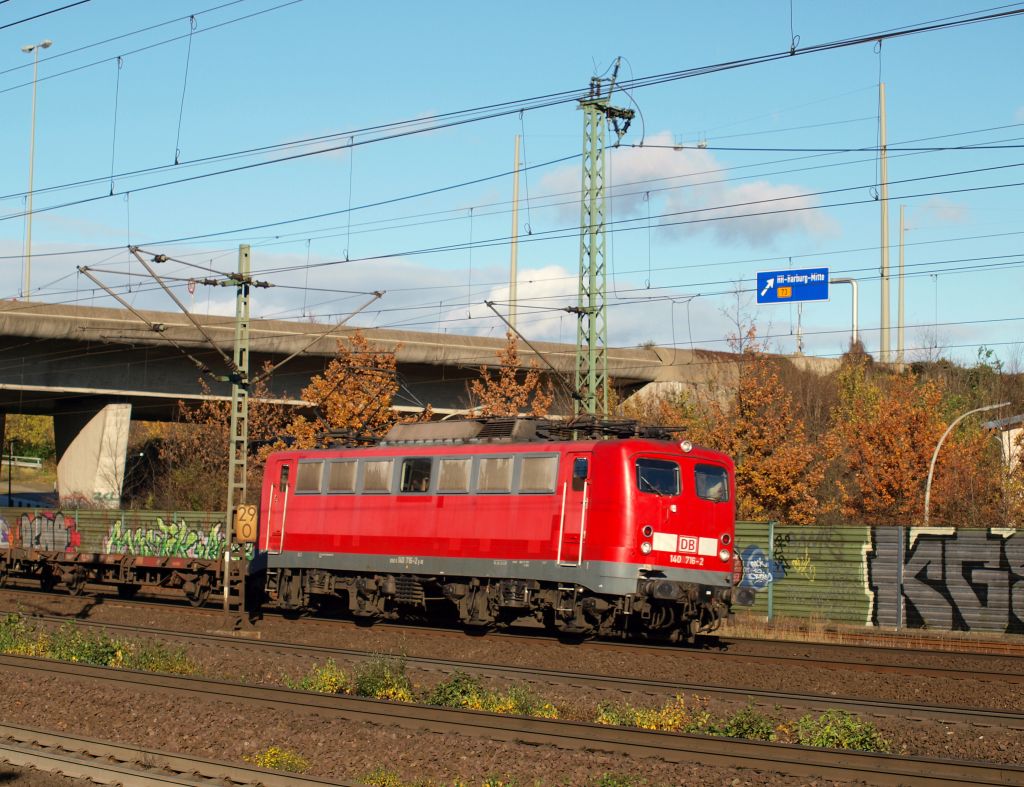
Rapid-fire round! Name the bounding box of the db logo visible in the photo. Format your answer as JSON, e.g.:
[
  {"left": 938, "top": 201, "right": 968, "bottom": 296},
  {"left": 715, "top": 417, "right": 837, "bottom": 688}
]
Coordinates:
[{"left": 678, "top": 536, "right": 697, "bottom": 553}]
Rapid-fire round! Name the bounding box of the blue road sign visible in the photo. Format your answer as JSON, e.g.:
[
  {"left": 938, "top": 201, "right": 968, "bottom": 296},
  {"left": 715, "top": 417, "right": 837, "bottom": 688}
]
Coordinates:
[{"left": 756, "top": 267, "right": 829, "bottom": 304}]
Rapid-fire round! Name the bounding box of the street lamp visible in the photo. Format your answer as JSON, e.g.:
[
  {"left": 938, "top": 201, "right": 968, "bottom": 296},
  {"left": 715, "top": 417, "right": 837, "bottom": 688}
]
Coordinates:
[
  {"left": 923, "top": 401, "right": 1009, "bottom": 526},
  {"left": 21, "top": 38, "right": 52, "bottom": 302}
]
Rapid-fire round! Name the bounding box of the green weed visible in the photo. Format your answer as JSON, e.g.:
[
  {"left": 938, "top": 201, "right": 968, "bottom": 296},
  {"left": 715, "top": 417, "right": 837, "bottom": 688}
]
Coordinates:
[
  {"left": 712, "top": 702, "right": 778, "bottom": 741},
  {"left": 794, "top": 709, "right": 890, "bottom": 752},
  {"left": 352, "top": 655, "right": 414, "bottom": 702},
  {"left": 360, "top": 766, "right": 405, "bottom": 786},
  {"left": 244, "top": 745, "right": 310, "bottom": 773},
  {"left": 424, "top": 671, "right": 558, "bottom": 718},
  {"left": 595, "top": 694, "right": 711, "bottom": 733},
  {"left": 286, "top": 659, "right": 351, "bottom": 694},
  {"left": 593, "top": 774, "right": 643, "bottom": 787}
]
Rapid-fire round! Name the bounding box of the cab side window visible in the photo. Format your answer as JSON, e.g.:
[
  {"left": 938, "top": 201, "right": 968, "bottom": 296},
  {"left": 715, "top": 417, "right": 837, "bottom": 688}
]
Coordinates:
[{"left": 400, "top": 457, "right": 432, "bottom": 493}]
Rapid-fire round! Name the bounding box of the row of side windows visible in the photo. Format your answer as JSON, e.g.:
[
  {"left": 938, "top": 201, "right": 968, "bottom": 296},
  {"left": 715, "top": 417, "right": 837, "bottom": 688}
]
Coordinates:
[{"left": 292, "top": 454, "right": 560, "bottom": 496}]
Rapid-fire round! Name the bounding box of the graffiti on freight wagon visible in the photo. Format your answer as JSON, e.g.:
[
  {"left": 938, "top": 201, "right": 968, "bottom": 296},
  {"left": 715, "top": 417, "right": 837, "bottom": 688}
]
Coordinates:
[
  {"left": 868, "top": 527, "right": 1023, "bottom": 633},
  {"left": 104, "top": 517, "right": 253, "bottom": 560},
  {"left": 13, "top": 511, "right": 80, "bottom": 552}
]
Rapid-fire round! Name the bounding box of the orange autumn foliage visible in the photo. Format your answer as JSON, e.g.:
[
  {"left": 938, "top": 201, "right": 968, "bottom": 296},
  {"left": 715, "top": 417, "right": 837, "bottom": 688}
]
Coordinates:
[
  {"left": 285, "top": 332, "right": 427, "bottom": 447},
  {"left": 469, "top": 331, "right": 554, "bottom": 418},
  {"left": 157, "top": 362, "right": 294, "bottom": 509},
  {"left": 691, "top": 343, "right": 821, "bottom": 525},
  {"left": 824, "top": 357, "right": 948, "bottom": 525}
]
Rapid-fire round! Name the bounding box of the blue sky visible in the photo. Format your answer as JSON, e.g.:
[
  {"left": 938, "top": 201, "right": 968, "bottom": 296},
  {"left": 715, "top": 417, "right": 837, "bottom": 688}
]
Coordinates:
[{"left": 1, "top": 0, "right": 1022, "bottom": 366}]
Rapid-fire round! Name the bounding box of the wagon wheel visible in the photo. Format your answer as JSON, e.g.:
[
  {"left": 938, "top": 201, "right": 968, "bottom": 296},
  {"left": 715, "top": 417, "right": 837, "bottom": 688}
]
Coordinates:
[
  {"left": 186, "top": 581, "right": 212, "bottom": 608},
  {"left": 39, "top": 569, "right": 58, "bottom": 593},
  {"left": 65, "top": 570, "right": 86, "bottom": 596},
  {"left": 117, "top": 584, "right": 140, "bottom": 600}
]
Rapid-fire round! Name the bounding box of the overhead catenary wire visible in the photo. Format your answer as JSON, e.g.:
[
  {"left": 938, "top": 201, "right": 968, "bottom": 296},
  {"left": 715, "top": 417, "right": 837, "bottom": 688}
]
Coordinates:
[
  {"left": 0, "top": 6, "right": 1019, "bottom": 362},
  {"left": 0, "top": 0, "right": 91, "bottom": 32},
  {"left": 2, "top": 106, "right": 1021, "bottom": 259},
  {"left": 1, "top": 5, "right": 1022, "bottom": 235}
]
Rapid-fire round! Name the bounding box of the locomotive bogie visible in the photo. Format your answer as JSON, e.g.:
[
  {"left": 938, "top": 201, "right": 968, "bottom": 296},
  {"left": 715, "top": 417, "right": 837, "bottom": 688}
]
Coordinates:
[{"left": 258, "top": 564, "right": 731, "bottom": 641}]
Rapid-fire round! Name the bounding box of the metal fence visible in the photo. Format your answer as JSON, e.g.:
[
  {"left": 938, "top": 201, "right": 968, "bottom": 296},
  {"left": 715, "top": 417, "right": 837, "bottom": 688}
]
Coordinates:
[{"left": 734, "top": 521, "right": 1024, "bottom": 635}]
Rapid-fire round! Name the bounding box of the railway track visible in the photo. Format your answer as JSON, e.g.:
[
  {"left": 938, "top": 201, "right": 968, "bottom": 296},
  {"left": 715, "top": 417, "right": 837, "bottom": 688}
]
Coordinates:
[
  {"left": 15, "top": 612, "right": 1024, "bottom": 729},
  {"left": 0, "top": 721, "right": 351, "bottom": 785},
  {"left": 1, "top": 653, "right": 1020, "bottom": 787},
  {"left": 4, "top": 579, "right": 1022, "bottom": 666}
]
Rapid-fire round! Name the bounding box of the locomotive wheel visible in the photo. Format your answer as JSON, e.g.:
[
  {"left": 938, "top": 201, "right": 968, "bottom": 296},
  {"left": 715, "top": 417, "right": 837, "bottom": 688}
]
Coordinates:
[{"left": 0, "top": 562, "right": 8, "bottom": 588}]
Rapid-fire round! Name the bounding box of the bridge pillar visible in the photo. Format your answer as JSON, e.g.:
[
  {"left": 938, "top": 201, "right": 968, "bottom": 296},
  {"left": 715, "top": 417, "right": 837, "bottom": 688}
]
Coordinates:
[{"left": 54, "top": 400, "right": 131, "bottom": 508}]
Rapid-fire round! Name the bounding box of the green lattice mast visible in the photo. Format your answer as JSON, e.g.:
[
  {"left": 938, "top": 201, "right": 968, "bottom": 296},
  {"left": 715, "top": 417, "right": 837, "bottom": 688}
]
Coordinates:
[{"left": 574, "top": 59, "right": 633, "bottom": 416}]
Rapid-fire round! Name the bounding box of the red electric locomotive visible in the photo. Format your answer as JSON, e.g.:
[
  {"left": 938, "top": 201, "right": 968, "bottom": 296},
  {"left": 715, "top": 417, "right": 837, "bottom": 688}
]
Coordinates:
[{"left": 251, "top": 418, "right": 736, "bottom": 641}]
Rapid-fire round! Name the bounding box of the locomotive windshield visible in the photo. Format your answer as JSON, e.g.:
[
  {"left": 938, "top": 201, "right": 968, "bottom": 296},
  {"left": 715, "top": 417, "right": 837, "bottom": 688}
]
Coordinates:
[
  {"left": 695, "top": 463, "right": 729, "bottom": 502},
  {"left": 635, "top": 458, "right": 680, "bottom": 496}
]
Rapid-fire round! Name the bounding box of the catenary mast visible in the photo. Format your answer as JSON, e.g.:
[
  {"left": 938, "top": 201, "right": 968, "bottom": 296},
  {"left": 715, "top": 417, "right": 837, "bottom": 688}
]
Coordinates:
[{"left": 574, "top": 59, "right": 633, "bottom": 416}]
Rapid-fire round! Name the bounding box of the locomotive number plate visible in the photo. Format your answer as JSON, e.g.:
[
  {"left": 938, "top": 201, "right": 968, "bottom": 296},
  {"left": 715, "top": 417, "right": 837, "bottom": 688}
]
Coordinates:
[{"left": 678, "top": 536, "right": 697, "bottom": 553}]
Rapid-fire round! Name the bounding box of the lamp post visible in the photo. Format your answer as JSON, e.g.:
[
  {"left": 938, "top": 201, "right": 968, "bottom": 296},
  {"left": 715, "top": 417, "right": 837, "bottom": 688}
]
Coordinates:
[
  {"left": 829, "top": 277, "right": 859, "bottom": 346},
  {"left": 21, "top": 38, "right": 52, "bottom": 302},
  {"left": 923, "top": 401, "right": 1009, "bottom": 526},
  {"left": 6, "top": 440, "right": 13, "bottom": 507}
]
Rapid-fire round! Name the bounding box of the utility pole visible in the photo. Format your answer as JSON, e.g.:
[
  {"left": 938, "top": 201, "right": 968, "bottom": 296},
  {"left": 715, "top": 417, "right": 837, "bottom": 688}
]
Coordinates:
[
  {"left": 898, "top": 204, "right": 906, "bottom": 367},
  {"left": 223, "top": 244, "right": 251, "bottom": 621},
  {"left": 879, "top": 82, "right": 890, "bottom": 364},
  {"left": 21, "top": 39, "right": 53, "bottom": 301},
  {"left": 574, "top": 59, "right": 634, "bottom": 416},
  {"left": 509, "top": 135, "right": 521, "bottom": 330}
]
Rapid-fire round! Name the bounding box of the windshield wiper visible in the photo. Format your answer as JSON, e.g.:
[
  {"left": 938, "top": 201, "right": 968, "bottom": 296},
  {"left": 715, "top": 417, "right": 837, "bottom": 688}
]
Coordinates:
[{"left": 639, "top": 476, "right": 666, "bottom": 496}]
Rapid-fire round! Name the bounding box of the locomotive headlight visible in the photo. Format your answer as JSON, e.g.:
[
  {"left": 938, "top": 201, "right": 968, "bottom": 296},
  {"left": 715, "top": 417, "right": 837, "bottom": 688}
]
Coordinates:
[
  {"left": 680, "top": 440, "right": 693, "bottom": 453},
  {"left": 641, "top": 525, "right": 654, "bottom": 538},
  {"left": 720, "top": 533, "right": 732, "bottom": 546},
  {"left": 719, "top": 548, "right": 731, "bottom": 562},
  {"left": 640, "top": 542, "right": 653, "bottom": 555}
]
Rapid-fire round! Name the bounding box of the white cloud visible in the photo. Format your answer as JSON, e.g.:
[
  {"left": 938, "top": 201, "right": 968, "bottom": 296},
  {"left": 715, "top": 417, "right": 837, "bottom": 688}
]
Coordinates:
[
  {"left": 914, "top": 196, "right": 969, "bottom": 226},
  {"left": 536, "top": 131, "right": 838, "bottom": 247}
]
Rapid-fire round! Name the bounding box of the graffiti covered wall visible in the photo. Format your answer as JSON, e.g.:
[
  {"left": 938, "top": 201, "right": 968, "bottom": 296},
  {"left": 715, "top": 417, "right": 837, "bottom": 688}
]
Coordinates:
[{"left": 736, "top": 522, "right": 1023, "bottom": 635}]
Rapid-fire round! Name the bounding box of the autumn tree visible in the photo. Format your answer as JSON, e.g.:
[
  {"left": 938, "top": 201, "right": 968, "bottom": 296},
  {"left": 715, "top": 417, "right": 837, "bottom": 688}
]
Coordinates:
[
  {"left": 285, "top": 331, "right": 424, "bottom": 448},
  {"left": 928, "top": 424, "right": 1006, "bottom": 526},
  {"left": 823, "top": 354, "right": 949, "bottom": 525},
  {"left": 469, "top": 331, "right": 554, "bottom": 417},
  {"left": 144, "top": 362, "right": 294, "bottom": 511},
  {"left": 3, "top": 414, "right": 55, "bottom": 459},
  {"left": 704, "top": 342, "right": 822, "bottom": 524},
  {"left": 1007, "top": 430, "right": 1024, "bottom": 527}
]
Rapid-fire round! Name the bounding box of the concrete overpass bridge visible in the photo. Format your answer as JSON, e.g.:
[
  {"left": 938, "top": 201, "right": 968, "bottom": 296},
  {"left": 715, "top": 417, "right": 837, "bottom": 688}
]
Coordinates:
[{"left": 0, "top": 299, "right": 763, "bottom": 504}]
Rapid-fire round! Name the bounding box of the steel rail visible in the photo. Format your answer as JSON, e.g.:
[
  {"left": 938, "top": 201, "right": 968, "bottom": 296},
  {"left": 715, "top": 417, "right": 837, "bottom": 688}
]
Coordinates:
[
  {"left": 0, "top": 721, "right": 352, "bottom": 785},
  {"left": 7, "top": 593, "right": 1024, "bottom": 695},
  {"left": 0, "top": 654, "right": 1019, "bottom": 787},
  {"left": 33, "top": 615, "right": 1020, "bottom": 728},
  {"left": 5, "top": 579, "right": 1024, "bottom": 661},
  {"left": 4, "top": 583, "right": 1024, "bottom": 684}
]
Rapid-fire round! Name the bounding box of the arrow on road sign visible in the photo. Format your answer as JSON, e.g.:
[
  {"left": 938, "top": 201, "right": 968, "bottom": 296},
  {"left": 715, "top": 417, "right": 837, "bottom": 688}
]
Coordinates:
[{"left": 760, "top": 278, "right": 774, "bottom": 298}]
